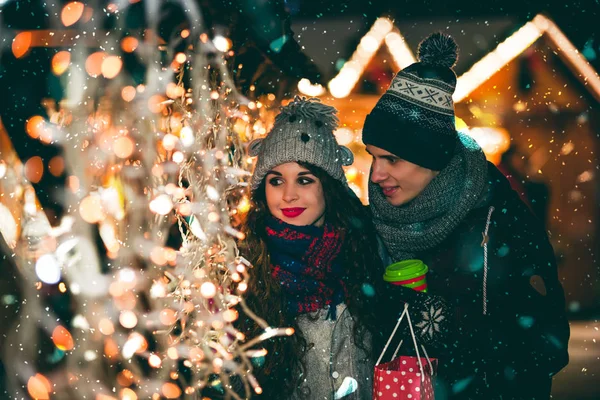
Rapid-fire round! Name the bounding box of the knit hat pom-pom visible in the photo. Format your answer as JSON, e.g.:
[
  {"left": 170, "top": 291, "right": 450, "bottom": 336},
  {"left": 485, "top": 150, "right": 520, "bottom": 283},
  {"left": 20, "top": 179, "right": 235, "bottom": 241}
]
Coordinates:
[
  {"left": 417, "top": 32, "right": 458, "bottom": 69},
  {"left": 277, "top": 95, "right": 339, "bottom": 130}
]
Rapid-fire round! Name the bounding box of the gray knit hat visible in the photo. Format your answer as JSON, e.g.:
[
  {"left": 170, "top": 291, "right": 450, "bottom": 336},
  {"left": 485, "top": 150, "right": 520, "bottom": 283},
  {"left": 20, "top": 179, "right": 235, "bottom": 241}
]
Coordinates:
[{"left": 248, "top": 96, "right": 354, "bottom": 191}]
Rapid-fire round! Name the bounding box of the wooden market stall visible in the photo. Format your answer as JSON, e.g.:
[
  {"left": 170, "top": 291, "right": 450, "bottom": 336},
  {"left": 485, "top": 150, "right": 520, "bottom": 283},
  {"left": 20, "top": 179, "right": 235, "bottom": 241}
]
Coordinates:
[{"left": 308, "top": 14, "right": 600, "bottom": 311}]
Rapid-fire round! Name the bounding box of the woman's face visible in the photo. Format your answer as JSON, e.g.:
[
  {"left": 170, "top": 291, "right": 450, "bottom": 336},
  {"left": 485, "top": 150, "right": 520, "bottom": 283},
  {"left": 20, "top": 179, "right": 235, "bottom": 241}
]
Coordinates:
[{"left": 264, "top": 162, "right": 326, "bottom": 227}]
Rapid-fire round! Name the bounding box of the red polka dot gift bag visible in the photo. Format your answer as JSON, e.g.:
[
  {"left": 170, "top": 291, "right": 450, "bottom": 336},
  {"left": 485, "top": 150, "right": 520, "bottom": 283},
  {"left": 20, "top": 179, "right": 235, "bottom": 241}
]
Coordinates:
[{"left": 373, "top": 304, "right": 437, "bottom": 400}]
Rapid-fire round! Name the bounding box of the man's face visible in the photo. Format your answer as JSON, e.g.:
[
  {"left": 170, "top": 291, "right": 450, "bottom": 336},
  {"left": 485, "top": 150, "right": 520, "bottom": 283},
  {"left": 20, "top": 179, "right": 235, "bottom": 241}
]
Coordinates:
[{"left": 367, "top": 145, "right": 439, "bottom": 206}]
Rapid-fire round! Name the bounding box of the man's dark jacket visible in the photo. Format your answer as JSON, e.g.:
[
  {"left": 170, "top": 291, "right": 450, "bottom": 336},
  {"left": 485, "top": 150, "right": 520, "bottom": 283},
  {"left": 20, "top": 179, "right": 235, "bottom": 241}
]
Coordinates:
[{"left": 377, "top": 163, "right": 570, "bottom": 399}]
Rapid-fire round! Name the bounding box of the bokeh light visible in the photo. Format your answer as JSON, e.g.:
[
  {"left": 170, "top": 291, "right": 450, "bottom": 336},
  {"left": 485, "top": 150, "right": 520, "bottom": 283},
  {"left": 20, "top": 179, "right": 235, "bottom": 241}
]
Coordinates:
[
  {"left": 61, "top": 1, "right": 85, "bottom": 26},
  {"left": 52, "top": 51, "right": 71, "bottom": 75},
  {"left": 12, "top": 32, "right": 32, "bottom": 59}
]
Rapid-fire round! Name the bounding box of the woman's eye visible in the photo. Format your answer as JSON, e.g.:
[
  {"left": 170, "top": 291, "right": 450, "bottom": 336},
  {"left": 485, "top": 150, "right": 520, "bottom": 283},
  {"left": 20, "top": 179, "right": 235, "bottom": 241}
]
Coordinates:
[
  {"left": 298, "top": 177, "right": 315, "bottom": 185},
  {"left": 268, "top": 177, "right": 283, "bottom": 186},
  {"left": 385, "top": 157, "right": 399, "bottom": 164}
]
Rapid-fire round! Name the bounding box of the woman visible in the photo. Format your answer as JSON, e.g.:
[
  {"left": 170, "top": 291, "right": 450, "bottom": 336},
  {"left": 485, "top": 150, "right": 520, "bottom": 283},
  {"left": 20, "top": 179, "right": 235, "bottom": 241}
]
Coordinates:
[{"left": 238, "top": 97, "right": 385, "bottom": 399}]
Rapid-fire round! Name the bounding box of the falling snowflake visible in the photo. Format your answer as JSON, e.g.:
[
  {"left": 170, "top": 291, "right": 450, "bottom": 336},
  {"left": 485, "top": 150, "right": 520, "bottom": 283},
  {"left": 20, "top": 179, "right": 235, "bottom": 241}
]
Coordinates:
[{"left": 415, "top": 303, "right": 445, "bottom": 339}]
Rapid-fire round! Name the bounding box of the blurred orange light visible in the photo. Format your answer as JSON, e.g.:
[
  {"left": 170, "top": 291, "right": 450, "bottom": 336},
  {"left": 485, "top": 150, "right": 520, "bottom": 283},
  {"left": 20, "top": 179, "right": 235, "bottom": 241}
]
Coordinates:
[
  {"left": 26, "top": 116, "right": 45, "bottom": 139},
  {"left": 67, "top": 175, "right": 80, "bottom": 192},
  {"left": 113, "top": 136, "right": 135, "bottom": 158},
  {"left": 12, "top": 32, "right": 32, "bottom": 59},
  {"left": 121, "top": 37, "right": 139, "bottom": 53},
  {"left": 159, "top": 309, "right": 177, "bottom": 326},
  {"left": 52, "top": 51, "right": 71, "bottom": 75},
  {"left": 24, "top": 156, "right": 44, "bottom": 184},
  {"left": 79, "top": 195, "right": 105, "bottom": 223},
  {"left": 61, "top": 2, "right": 85, "bottom": 26},
  {"left": 148, "top": 353, "right": 162, "bottom": 368},
  {"left": 48, "top": 156, "right": 65, "bottom": 177},
  {"left": 98, "top": 318, "right": 115, "bottom": 336},
  {"left": 52, "top": 325, "right": 74, "bottom": 351},
  {"left": 150, "top": 246, "right": 167, "bottom": 266},
  {"left": 104, "top": 338, "right": 119, "bottom": 359},
  {"left": 27, "top": 374, "right": 50, "bottom": 399},
  {"left": 119, "top": 310, "right": 138, "bottom": 329},
  {"left": 121, "top": 86, "right": 136, "bottom": 102},
  {"left": 120, "top": 388, "right": 137, "bottom": 400},
  {"left": 181, "top": 29, "right": 190, "bottom": 38},
  {"left": 148, "top": 95, "right": 166, "bottom": 113},
  {"left": 101, "top": 56, "right": 122, "bottom": 79},
  {"left": 85, "top": 51, "right": 106, "bottom": 77},
  {"left": 96, "top": 394, "right": 118, "bottom": 400},
  {"left": 166, "top": 82, "right": 185, "bottom": 99},
  {"left": 162, "top": 383, "right": 182, "bottom": 399}
]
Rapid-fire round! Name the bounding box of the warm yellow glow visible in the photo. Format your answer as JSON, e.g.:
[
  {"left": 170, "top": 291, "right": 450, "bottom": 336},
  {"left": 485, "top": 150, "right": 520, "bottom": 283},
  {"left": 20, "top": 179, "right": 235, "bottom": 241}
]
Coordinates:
[
  {"left": 213, "top": 35, "right": 231, "bottom": 52},
  {"left": 119, "top": 311, "right": 138, "bottom": 329},
  {"left": 385, "top": 31, "right": 417, "bottom": 70},
  {"left": 328, "top": 17, "right": 399, "bottom": 98},
  {"left": 200, "top": 282, "right": 217, "bottom": 298},
  {"left": 297, "top": 78, "right": 325, "bottom": 97},
  {"left": 175, "top": 52, "right": 187, "bottom": 64},
  {"left": 162, "top": 133, "right": 178, "bottom": 151},
  {"left": 454, "top": 20, "right": 543, "bottom": 102},
  {"left": 149, "top": 194, "right": 173, "bottom": 215},
  {"left": 534, "top": 15, "right": 600, "bottom": 102},
  {"left": 148, "top": 354, "right": 162, "bottom": 368},
  {"left": 463, "top": 126, "right": 511, "bottom": 164}
]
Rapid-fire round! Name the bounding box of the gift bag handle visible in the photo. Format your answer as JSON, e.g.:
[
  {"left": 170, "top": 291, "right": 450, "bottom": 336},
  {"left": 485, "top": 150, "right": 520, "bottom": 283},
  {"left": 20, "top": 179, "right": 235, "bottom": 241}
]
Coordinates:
[{"left": 375, "top": 303, "right": 433, "bottom": 381}]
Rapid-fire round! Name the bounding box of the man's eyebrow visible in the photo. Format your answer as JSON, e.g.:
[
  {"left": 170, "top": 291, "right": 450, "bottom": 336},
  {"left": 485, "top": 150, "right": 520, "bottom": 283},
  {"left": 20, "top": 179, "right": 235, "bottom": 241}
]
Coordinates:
[{"left": 266, "top": 170, "right": 282, "bottom": 176}]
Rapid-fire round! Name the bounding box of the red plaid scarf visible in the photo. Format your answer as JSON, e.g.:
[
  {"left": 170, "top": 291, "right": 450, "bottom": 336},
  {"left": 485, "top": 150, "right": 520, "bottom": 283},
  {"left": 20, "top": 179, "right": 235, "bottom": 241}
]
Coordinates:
[{"left": 265, "top": 216, "right": 347, "bottom": 317}]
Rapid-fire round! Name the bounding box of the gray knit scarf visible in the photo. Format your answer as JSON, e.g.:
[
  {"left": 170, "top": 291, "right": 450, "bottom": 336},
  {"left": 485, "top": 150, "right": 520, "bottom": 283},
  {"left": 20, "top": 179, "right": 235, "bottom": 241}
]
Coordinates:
[{"left": 369, "top": 133, "right": 489, "bottom": 262}]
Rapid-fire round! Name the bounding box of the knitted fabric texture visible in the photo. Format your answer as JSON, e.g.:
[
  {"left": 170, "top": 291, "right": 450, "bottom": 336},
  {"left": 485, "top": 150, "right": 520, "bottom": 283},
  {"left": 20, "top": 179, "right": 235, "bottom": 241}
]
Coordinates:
[
  {"left": 265, "top": 216, "right": 347, "bottom": 316},
  {"left": 362, "top": 32, "right": 460, "bottom": 171},
  {"left": 369, "top": 133, "right": 489, "bottom": 262},
  {"left": 249, "top": 96, "right": 354, "bottom": 191}
]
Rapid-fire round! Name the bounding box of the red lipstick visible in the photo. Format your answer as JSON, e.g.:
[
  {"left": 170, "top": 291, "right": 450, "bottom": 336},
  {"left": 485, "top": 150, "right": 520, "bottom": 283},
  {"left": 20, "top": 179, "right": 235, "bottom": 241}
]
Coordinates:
[{"left": 281, "top": 208, "right": 306, "bottom": 218}]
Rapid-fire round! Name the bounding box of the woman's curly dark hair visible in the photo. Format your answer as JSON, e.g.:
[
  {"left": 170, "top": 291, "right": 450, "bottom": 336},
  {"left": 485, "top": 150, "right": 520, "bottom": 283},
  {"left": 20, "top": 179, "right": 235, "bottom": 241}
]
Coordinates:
[{"left": 237, "top": 162, "right": 387, "bottom": 398}]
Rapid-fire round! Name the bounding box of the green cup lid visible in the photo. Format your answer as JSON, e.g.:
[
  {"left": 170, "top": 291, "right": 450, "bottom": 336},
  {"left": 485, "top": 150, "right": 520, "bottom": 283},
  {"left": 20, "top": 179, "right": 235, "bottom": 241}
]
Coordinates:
[{"left": 384, "top": 259, "right": 428, "bottom": 280}]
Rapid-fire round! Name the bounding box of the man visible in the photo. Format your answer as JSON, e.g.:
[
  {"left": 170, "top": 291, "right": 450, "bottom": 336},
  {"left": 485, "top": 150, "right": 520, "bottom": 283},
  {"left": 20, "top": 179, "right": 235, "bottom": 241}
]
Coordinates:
[{"left": 364, "top": 32, "right": 570, "bottom": 399}]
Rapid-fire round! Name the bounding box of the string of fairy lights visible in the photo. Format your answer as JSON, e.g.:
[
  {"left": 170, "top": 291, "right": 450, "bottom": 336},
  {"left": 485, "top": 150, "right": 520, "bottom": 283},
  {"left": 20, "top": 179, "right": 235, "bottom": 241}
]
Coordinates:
[{"left": 1, "top": 1, "right": 290, "bottom": 399}]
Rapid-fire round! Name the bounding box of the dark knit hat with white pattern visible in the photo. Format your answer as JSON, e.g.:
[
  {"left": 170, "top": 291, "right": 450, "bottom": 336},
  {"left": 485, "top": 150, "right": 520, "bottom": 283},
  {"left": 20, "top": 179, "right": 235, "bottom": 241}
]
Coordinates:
[{"left": 362, "top": 32, "right": 459, "bottom": 171}]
